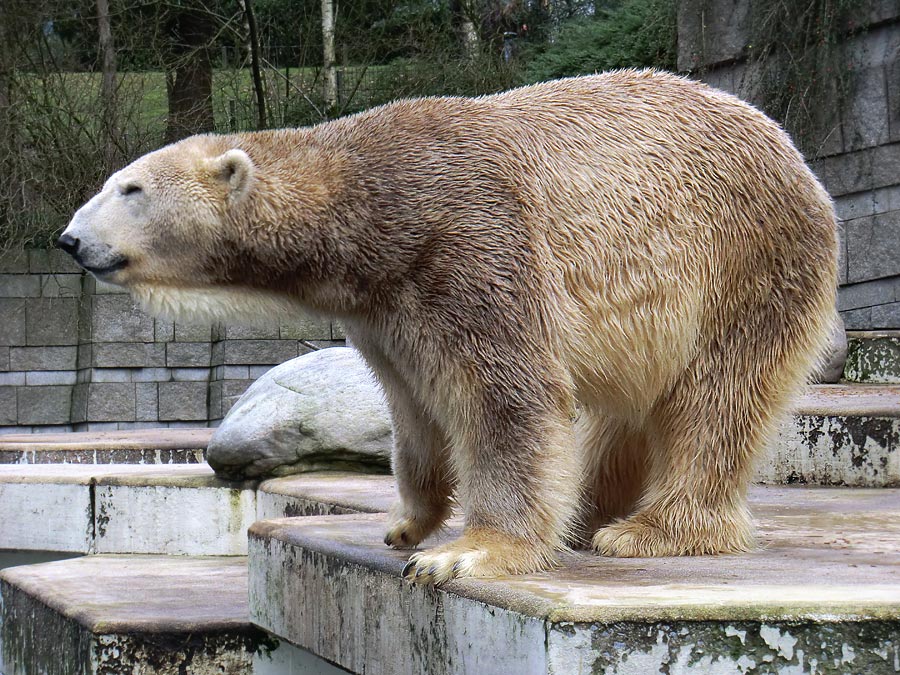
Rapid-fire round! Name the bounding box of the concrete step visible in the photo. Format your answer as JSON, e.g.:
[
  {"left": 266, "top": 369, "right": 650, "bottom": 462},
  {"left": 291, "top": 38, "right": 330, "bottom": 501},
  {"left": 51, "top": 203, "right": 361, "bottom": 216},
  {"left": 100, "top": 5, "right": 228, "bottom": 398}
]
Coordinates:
[
  {"left": 0, "top": 555, "right": 345, "bottom": 675},
  {"left": 766, "top": 384, "right": 900, "bottom": 486},
  {"left": 0, "top": 428, "right": 211, "bottom": 465},
  {"left": 845, "top": 331, "right": 900, "bottom": 383},
  {"left": 257, "top": 471, "right": 395, "bottom": 519},
  {"left": 248, "top": 484, "right": 900, "bottom": 675},
  {"left": 0, "top": 465, "right": 395, "bottom": 554},
  {"left": 0, "top": 465, "right": 257, "bottom": 555}
]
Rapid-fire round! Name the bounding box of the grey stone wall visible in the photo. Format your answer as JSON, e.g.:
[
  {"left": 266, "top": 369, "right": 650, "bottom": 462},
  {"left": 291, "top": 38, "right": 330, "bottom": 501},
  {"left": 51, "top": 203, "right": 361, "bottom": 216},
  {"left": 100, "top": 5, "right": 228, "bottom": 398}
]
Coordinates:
[
  {"left": 677, "top": 0, "right": 900, "bottom": 329},
  {"left": 0, "top": 250, "right": 344, "bottom": 433}
]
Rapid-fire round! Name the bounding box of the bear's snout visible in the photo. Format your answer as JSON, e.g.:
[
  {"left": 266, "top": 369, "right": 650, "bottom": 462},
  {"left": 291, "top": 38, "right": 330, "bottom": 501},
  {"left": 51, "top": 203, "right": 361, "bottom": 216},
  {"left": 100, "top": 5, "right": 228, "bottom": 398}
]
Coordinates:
[
  {"left": 59, "top": 199, "right": 132, "bottom": 281},
  {"left": 57, "top": 233, "right": 80, "bottom": 257},
  {"left": 57, "top": 227, "right": 129, "bottom": 278}
]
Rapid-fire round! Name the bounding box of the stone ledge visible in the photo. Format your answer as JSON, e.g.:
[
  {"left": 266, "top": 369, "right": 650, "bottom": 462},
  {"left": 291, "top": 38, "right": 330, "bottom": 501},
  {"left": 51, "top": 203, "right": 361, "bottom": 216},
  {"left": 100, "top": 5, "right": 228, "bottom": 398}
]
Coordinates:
[
  {"left": 0, "top": 556, "right": 272, "bottom": 675},
  {"left": 248, "top": 485, "right": 900, "bottom": 675},
  {"left": 0, "top": 555, "right": 348, "bottom": 675},
  {"left": 0, "top": 467, "right": 390, "bottom": 554},
  {"left": 257, "top": 472, "right": 395, "bottom": 519},
  {"left": 2, "top": 555, "right": 252, "bottom": 633},
  {"left": 792, "top": 383, "right": 900, "bottom": 417},
  {"left": 0, "top": 465, "right": 257, "bottom": 554},
  {"left": 763, "top": 385, "right": 900, "bottom": 486},
  {"left": 0, "top": 428, "right": 212, "bottom": 463}
]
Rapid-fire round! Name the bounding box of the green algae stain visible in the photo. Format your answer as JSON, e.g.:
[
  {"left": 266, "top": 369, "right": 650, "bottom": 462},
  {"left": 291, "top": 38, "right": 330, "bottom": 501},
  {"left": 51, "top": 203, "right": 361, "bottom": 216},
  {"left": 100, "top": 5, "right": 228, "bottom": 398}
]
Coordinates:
[{"left": 845, "top": 337, "right": 900, "bottom": 383}]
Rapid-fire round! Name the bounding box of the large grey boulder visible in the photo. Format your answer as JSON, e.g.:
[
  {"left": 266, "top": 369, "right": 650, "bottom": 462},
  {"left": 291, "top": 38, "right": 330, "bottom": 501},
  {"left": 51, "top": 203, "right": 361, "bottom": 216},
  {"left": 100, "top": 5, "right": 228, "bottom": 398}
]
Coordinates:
[
  {"left": 813, "top": 311, "right": 848, "bottom": 384},
  {"left": 207, "top": 347, "right": 393, "bottom": 480}
]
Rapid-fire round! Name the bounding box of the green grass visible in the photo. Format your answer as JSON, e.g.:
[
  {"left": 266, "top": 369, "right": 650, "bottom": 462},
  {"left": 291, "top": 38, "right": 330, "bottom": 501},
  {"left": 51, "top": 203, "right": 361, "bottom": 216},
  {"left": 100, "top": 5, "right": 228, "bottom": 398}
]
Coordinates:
[{"left": 17, "top": 68, "right": 321, "bottom": 138}]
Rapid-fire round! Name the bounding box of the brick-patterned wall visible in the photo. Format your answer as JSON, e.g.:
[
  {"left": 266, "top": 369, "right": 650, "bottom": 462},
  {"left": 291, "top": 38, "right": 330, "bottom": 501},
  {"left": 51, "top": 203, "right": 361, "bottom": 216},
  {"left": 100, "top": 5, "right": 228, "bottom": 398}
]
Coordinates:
[
  {"left": 677, "top": 0, "right": 900, "bottom": 329},
  {"left": 0, "top": 250, "right": 345, "bottom": 433}
]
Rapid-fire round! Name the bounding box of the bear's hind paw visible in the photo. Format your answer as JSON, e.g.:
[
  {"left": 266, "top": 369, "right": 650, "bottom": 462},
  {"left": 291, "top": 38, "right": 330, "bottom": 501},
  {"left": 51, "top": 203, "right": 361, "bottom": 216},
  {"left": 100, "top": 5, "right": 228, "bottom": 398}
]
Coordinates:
[{"left": 592, "top": 515, "right": 755, "bottom": 557}]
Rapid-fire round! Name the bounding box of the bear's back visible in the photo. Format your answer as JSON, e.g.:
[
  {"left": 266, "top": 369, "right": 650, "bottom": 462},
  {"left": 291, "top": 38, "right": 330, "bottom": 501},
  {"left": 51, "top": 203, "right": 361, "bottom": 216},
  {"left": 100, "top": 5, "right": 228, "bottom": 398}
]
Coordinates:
[{"left": 333, "top": 70, "right": 835, "bottom": 303}]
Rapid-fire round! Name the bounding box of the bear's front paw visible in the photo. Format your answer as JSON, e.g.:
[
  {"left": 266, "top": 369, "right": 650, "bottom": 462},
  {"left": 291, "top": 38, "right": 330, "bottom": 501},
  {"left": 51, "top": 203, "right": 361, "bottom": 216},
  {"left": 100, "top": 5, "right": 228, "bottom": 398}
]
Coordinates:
[
  {"left": 592, "top": 513, "right": 755, "bottom": 557},
  {"left": 400, "top": 529, "right": 555, "bottom": 585},
  {"left": 383, "top": 516, "right": 431, "bottom": 549},
  {"left": 384, "top": 500, "right": 452, "bottom": 549}
]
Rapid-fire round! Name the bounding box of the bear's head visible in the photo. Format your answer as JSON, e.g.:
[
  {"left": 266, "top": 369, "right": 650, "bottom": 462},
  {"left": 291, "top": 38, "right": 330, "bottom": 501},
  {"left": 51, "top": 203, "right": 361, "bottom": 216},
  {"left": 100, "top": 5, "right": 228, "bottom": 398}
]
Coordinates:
[
  {"left": 60, "top": 136, "right": 253, "bottom": 291},
  {"left": 56, "top": 136, "right": 318, "bottom": 323}
]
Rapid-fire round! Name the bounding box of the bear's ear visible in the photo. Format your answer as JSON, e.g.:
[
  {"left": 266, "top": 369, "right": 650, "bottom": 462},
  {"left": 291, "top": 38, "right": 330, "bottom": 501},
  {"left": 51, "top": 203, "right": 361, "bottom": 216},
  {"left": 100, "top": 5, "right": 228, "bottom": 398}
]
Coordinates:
[{"left": 207, "top": 149, "right": 254, "bottom": 202}]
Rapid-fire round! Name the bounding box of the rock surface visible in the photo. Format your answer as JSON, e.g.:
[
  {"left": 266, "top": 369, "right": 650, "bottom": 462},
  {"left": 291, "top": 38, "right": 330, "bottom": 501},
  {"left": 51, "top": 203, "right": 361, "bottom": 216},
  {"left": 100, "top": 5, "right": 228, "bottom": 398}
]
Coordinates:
[
  {"left": 813, "top": 310, "right": 848, "bottom": 383},
  {"left": 207, "top": 347, "right": 392, "bottom": 480}
]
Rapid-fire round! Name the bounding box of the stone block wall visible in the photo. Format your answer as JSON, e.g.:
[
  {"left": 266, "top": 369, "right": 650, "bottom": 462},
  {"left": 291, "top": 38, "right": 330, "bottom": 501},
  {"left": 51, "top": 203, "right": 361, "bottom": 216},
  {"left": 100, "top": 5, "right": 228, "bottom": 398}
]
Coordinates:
[
  {"left": 677, "top": 0, "right": 900, "bottom": 329},
  {"left": 0, "top": 250, "right": 344, "bottom": 433}
]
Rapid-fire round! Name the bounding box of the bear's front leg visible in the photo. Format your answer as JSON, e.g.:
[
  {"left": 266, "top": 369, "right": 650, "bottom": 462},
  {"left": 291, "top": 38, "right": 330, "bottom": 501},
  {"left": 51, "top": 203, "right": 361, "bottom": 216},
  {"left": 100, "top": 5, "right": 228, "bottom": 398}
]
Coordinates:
[
  {"left": 400, "top": 364, "right": 580, "bottom": 585},
  {"left": 372, "top": 363, "right": 455, "bottom": 550},
  {"left": 382, "top": 410, "right": 454, "bottom": 549}
]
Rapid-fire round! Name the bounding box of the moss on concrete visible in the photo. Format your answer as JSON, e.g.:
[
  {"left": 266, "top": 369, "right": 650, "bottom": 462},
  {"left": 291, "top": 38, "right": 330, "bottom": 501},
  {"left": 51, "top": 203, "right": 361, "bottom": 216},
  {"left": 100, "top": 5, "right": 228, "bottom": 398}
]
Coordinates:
[
  {"left": 845, "top": 336, "right": 900, "bottom": 384},
  {"left": 563, "top": 620, "right": 900, "bottom": 674}
]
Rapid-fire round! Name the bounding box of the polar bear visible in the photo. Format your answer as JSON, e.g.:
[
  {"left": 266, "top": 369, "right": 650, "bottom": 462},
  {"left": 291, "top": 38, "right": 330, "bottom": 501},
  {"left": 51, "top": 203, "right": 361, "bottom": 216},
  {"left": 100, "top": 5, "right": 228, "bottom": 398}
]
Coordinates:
[{"left": 60, "top": 70, "right": 838, "bottom": 584}]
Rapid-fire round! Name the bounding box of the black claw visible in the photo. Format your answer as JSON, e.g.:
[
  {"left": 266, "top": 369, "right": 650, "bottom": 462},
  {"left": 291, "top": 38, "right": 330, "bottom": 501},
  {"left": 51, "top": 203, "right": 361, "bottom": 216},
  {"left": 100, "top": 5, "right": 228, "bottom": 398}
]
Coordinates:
[
  {"left": 451, "top": 561, "right": 461, "bottom": 574},
  {"left": 427, "top": 566, "right": 437, "bottom": 577},
  {"left": 384, "top": 534, "right": 392, "bottom": 546},
  {"left": 402, "top": 560, "right": 415, "bottom": 578}
]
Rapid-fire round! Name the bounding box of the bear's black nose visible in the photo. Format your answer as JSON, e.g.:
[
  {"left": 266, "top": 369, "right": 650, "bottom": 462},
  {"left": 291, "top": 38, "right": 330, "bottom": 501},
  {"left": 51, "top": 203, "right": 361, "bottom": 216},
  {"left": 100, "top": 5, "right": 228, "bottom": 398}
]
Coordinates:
[{"left": 57, "top": 233, "right": 80, "bottom": 257}]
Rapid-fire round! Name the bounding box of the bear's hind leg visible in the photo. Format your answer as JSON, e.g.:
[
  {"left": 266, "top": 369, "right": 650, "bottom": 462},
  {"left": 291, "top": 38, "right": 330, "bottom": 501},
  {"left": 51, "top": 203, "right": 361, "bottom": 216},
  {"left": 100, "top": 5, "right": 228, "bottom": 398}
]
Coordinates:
[
  {"left": 591, "top": 319, "right": 809, "bottom": 557},
  {"left": 573, "top": 413, "right": 647, "bottom": 547}
]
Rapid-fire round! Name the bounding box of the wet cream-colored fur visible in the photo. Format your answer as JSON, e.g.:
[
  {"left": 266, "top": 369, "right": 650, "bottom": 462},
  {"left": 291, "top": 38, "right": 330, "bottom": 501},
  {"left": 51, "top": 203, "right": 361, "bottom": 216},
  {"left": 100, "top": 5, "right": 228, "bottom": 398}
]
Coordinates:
[{"left": 63, "top": 70, "right": 839, "bottom": 583}]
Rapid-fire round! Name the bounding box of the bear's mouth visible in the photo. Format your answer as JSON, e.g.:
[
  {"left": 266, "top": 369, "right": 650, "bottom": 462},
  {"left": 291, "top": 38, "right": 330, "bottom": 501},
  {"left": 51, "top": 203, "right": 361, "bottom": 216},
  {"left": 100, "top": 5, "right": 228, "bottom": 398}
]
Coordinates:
[{"left": 82, "top": 257, "right": 129, "bottom": 277}]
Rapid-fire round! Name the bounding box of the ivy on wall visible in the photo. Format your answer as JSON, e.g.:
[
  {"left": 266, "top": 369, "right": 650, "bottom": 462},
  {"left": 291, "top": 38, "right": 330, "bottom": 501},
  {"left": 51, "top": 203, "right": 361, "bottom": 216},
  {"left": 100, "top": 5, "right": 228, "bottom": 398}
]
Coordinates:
[{"left": 743, "top": 0, "right": 857, "bottom": 157}]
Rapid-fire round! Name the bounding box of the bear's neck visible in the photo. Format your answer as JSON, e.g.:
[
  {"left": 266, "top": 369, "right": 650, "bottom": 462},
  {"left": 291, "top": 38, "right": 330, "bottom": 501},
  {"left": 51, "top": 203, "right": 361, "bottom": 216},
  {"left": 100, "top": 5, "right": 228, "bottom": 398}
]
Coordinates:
[{"left": 210, "top": 127, "right": 413, "bottom": 318}]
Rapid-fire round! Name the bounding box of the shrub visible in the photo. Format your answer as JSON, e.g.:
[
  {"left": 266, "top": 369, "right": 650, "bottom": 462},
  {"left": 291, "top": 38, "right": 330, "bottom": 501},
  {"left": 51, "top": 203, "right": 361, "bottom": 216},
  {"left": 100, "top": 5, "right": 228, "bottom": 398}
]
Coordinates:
[{"left": 523, "top": 0, "right": 677, "bottom": 83}]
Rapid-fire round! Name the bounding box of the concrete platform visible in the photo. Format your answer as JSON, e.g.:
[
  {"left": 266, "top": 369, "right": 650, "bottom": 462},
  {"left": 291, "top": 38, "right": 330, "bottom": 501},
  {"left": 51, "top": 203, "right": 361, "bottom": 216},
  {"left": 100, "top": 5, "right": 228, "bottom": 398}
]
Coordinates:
[
  {"left": 249, "top": 485, "right": 900, "bottom": 675},
  {"left": 763, "top": 384, "right": 900, "bottom": 486},
  {"left": 0, "top": 428, "right": 211, "bottom": 465},
  {"left": 0, "top": 555, "right": 344, "bottom": 675},
  {"left": 257, "top": 472, "right": 396, "bottom": 520},
  {"left": 0, "top": 464, "right": 257, "bottom": 554},
  {"left": 0, "top": 466, "right": 393, "bottom": 555}
]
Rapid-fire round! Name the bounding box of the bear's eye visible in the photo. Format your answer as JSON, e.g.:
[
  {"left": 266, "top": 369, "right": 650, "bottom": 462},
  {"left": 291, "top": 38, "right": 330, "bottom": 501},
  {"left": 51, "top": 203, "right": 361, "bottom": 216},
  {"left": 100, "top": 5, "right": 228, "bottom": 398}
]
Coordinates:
[{"left": 121, "top": 184, "right": 143, "bottom": 196}]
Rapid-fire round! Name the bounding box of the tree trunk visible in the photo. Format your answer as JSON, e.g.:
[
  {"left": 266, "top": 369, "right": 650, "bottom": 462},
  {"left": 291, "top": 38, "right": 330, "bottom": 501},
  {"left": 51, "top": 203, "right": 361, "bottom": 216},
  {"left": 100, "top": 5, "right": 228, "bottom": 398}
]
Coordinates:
[
  {"left": 0, "top": 4, "right": 13, "bottom": 232},
  {"left": 96, "top": 0, "right": 118, "bottom": 167},
  {"left": 0, "top": 5, "right": 10, "bottom": 115},
  {"left": 165, "top": 8, "right": 215, "bottom": 143},
  {"left": 239, "top": 0, "right": 267, "bottom": 129},
  {"left": 450, "top": 0, "right": 480, "bottom": 60},
  {"left": 321, "top": 0, "right": 337, "bottom": 108}
]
